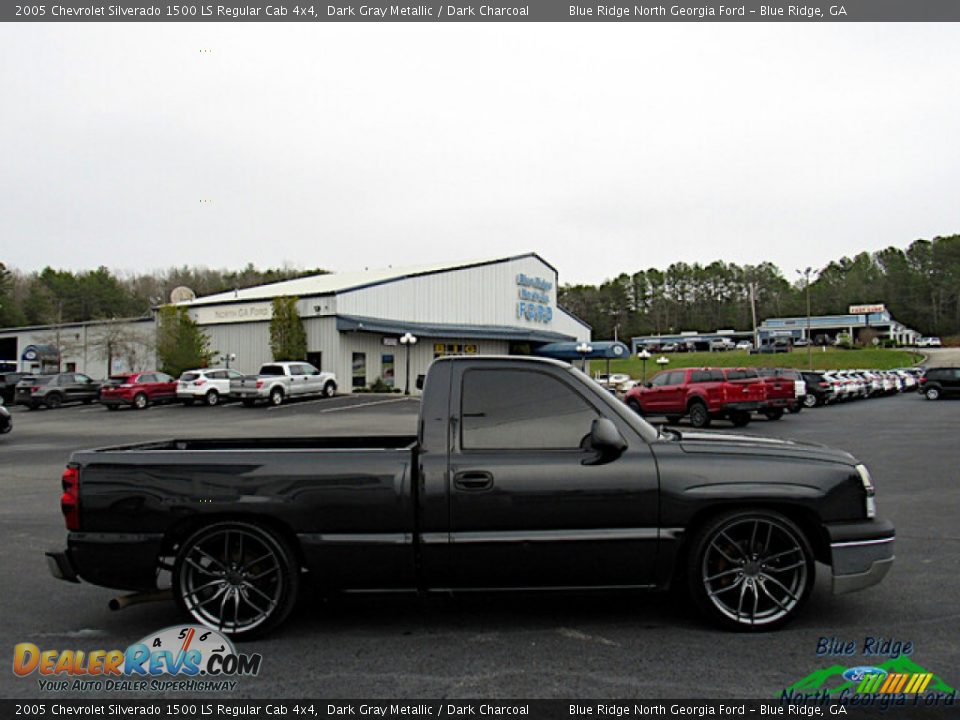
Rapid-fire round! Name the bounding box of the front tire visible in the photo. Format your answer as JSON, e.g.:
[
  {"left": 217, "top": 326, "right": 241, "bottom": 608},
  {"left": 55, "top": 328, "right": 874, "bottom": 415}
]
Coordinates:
[
  {"left": 688, "top": 401, "right": 711, "bottom": 429},
  {"left": 686, "top": 510, "right": 814, "bottom": 631},
  {"left": 173, "top": 521, "right": 299, "bottom": 639},
  {"left": 323, "top": 381, "right": 337, "bottom": 399},
  {"left": 626, "top": 398, "right": 643, "bottom": 415}
]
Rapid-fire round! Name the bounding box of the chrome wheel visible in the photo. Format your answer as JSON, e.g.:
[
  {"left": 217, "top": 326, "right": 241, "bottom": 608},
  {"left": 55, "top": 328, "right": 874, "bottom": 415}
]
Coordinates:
[
  {"left": 269, "top": 388, "right": 284, "bottom": 406},
  {"left": 175, "top": 523, "right": 298, "bottom": 637},
  {"left": 803, "top": 394, "right": 817, "bottom": 408},
  {"left": 133, "top": 393, "right": 148, "bottom": 410},
  {"left": 925, "top": 387, "right": 940, "bottom": 401},
  {"left": 205, "top": 390, "right": 220, "bottom": 407},
  {"left": 690, "top": 511, "right": 813, "bottom": 630}
]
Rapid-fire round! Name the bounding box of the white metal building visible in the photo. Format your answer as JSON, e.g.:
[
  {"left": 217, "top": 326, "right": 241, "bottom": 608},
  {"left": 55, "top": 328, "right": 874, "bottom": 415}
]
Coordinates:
[{"left": 172, "top": 253, "right": 590, "bottom": 393}]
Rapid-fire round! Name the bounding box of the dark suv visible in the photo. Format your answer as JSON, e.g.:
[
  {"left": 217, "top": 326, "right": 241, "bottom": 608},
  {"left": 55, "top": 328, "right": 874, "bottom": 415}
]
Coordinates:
[
  {"left": 918, "top": 367, "right": 960, "bottom": 400},
  {"left": 0, "top": 372, "right": 25, "bottom": 404},
  {"left": 15, "top": 373, "right": 101, "bottom": 409}
]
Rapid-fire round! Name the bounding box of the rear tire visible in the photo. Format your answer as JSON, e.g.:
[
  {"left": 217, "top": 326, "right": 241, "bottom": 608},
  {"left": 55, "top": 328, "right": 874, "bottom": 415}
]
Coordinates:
[
  {"left": 173, "top": 521, "right": 299, "bottom": 639},
  {"left": 45, "top": 394, "right": 63, "bottom": 409},
  {"left": 686, "top": 509, "right": 815, "bottom": 631},
  {"left": 133, "top": 393, "right": 148, "bottom": 410},
  {"left": 802, "top": 394, "right": 818, "bottom": 408},
  {"left": 182, "top": 398, "right": 195, "bottom": 407},
  {"left": 763, "top": 408, "right": 784, "bottom": 421},
  {"left": 688, "top": 401, "right": 711, "bottom": 429},
  {"left": 787, "top": 403, "right": 802, "bottom": 414},
  {"left": 626, "top": 398, "right": 643, "bottom": 415},
  {"left": 242, "top": 399, "right": 257, "bottom": 408},
  {"left": 269, "top": 387, "right": 284, "bottom": 406},
  {"left": 205, "top": 390, "right": 220, "bottom": 407},
  {"left": 925, "top": 387, "right": 941, "bottom": 401}
]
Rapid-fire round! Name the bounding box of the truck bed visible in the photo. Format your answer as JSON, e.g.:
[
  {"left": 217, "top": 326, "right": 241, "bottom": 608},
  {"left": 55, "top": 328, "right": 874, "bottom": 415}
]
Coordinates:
[{"left": 85, "top": 435, "right": 418, "bottom": 452}]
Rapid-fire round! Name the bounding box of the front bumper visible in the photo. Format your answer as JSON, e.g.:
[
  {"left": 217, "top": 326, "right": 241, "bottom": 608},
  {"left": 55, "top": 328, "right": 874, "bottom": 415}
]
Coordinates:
[
  {"left": 826, "top": 518, "right": 895, "bottom": 594},
  {"left": 47, "top": 532, "right": 164, "bottom": 591}
]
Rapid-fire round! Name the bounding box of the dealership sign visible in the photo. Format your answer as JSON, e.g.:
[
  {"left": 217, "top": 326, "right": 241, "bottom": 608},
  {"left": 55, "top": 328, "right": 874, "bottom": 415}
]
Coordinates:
[
  {"left": 193, "top": 302, "right": 273, "bottom": 325},
  {"left": 849, "top": 304, "right": 886, "bottom": 315},
  {"left": 516, "top": 273, "right": 553, "bottom": 324}
]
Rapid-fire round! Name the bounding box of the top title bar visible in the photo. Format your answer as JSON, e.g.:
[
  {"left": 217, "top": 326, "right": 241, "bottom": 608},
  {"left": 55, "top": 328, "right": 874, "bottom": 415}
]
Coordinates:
[{"left": 5, "top": 0, "right": 960, "bottom": 22}]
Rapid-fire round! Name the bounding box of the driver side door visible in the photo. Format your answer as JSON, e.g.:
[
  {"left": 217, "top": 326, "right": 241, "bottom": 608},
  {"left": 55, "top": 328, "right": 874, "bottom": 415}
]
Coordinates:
[{"left": 445, "top": 365, "right": 660, "bottom": 589}]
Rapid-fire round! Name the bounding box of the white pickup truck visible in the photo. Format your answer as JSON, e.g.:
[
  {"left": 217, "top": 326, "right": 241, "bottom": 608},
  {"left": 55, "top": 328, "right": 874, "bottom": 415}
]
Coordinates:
[{"left": 230, "top": 361, "right": 337, "bottom": 407}]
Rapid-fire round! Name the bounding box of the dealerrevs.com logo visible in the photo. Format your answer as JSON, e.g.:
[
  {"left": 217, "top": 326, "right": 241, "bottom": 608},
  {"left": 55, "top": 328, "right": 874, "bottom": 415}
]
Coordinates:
[{"left": 13, "top": 625, "right": 262, "bottom": 692}]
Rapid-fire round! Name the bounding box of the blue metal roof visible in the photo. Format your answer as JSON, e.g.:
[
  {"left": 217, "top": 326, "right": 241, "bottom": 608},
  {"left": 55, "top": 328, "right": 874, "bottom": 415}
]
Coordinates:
[
  {"left": 534, "top": 341, "right": 630, "bottom": 360},
  {"left": 335, "top": 315, "right": 578, "bottom": 344}
]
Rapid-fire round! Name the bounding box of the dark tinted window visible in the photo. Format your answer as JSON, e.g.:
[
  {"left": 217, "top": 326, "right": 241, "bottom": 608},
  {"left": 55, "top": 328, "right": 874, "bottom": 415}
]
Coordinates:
[
  {"left": 31, "top": 376, "right": 54, "bottom": 386},
  {"left": 57, "top": 374, "right": 75, "bottom": 385},
  {"left": 182, "top": 372, "right": 201, "bottom": 382},
  {"left": 138, "top": 374, "right": 156, "bottom": 383},
  {"left": 725, "top": 369, "right": 757, "bottom": 380},
  {"left": 691, "top": 370, "right": 724, "bottom": 383},
  {"left": 461, "top": 369, "right": 598, "bottom": 450},
  {"left": 259, "top": 365, "right": 285, "bottom": 376},
  {"left": 106, "top": 375, "right": 133, "bottom": 385}
]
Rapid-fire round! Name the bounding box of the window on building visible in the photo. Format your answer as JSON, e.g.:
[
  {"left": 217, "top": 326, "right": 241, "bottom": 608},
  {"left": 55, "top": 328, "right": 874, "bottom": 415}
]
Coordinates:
[
  {"left": 352, "top": 352, "right": 367, "bottom": 388},
  {"left": 381, "top": 354, "right": 395, "bottom": 387},
  {"left": 460, "top": 369, "right": 598, "bottom": 450},
  {"left": 65, "top": 362, "right": 77, "bottom": 372}
]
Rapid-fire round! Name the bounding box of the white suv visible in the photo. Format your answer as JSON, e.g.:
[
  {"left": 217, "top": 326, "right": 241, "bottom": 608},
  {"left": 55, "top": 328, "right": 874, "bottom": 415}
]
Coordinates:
[{"left": 178, "top": 368, "right": 245, "bottom": 407}]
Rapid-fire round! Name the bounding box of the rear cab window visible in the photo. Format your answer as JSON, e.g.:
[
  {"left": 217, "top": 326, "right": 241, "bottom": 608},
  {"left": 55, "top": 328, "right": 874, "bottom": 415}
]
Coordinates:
[{"left": 259, "top": 365, "right": 285, "bottom": 376}]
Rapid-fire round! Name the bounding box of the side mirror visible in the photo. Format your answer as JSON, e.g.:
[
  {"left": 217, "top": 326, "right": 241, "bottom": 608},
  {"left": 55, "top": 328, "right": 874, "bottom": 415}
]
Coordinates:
[{"left": 585, "top": 418, "right": 627, "bottom": 465}]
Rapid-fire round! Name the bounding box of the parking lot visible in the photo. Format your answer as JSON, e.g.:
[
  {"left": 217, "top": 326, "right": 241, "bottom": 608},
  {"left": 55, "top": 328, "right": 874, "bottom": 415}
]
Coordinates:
[{"left": 1, "top": 389, "right": 957, "bottom": 699}]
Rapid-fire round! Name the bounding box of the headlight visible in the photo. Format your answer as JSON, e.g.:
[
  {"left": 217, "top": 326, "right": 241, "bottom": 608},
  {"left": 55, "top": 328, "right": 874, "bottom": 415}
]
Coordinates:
[{"left": 856, "top": 463, "right": 876, "bottom": 519}]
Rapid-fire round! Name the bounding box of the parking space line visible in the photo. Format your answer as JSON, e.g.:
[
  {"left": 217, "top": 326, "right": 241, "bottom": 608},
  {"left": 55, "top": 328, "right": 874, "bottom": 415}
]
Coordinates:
[{"left": 265, "top": 396, "right": 418, "bottom": 413}]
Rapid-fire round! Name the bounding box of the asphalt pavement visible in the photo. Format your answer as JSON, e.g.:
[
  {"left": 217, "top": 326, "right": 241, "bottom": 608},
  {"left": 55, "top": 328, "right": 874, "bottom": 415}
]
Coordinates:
[{"left": 1, "top": 389, "right": 957, "bottom": 700}]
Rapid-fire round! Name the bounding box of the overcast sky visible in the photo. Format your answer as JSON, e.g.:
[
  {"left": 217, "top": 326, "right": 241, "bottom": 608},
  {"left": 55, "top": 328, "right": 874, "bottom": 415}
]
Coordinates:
[{"left": 1, "top": 23, "right": 958, "bottom": 286}]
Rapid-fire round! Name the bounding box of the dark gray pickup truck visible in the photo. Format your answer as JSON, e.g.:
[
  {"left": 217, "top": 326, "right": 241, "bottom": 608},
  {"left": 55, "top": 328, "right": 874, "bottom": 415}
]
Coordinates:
[{"left": 48, "top": 356, "right": 894, "bottom": 637}]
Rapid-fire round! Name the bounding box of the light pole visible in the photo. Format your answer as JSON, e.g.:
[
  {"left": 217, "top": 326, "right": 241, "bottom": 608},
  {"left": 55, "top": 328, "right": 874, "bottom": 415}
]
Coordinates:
[
  {"left": 576, "top": 342, "right": 593, "bottom": 371},
  {"left": 400, "top": 332, "right": 418, "bottom": 395},
  {"left": 637, "top": 348, "right": 652, "bottom": 383},
  {"left": 796, "top": 267, "right": 815, "bottom": 370},
  {"left": 656, "top": 355, "right": 669, "bottom": 377}
]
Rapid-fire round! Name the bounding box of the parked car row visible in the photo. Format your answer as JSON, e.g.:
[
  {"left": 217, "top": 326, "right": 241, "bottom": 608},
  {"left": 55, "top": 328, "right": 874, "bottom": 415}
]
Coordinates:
[
  {"left": 620, "top": 365, "right": 931, "bottom": 428},
  {"left": 9, "top": 362, "right": 339, "bottom": 411},
  {"left": 622, "top": 366, "right": 801, "bottom": 429}
]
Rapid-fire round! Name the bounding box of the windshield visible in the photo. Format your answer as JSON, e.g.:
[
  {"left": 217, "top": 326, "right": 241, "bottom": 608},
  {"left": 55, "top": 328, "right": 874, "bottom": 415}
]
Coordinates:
[{"left": 565, "top": 366, "right": 660, "bottom": 444}]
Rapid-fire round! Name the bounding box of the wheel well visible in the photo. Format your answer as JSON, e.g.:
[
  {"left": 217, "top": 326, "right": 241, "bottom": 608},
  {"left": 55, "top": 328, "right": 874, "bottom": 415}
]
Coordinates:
[
  {"left": 670, "top": 503, "right": 832, "bottom": 585},
  {"left": 686, "top": 396, "right": 707, "bottom": 410},
  {"left": 161, "top": 514, "right": 305, "bottom": 567}
]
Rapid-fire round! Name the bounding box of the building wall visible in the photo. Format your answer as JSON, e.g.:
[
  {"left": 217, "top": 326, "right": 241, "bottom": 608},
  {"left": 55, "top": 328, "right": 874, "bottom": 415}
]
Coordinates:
[{"left": 337, "top": 255, "right": 589, "bottom": 341}]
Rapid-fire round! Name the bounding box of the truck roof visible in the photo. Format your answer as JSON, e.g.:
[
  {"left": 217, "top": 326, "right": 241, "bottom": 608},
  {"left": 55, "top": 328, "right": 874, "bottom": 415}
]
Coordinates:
[{"left": 431, "top": 355, "right": 573, "bottom": 369}]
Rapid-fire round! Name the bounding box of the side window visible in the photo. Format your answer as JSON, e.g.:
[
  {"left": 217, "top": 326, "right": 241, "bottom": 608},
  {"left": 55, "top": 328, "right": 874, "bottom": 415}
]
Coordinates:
[
  {"left": 208, "top": 371, "right": 226, "bottom": 380},
  {"left": 304, "top": 364, "right": 320, "bottom": 376},
  {"left": 461, "top": 369, "right": 599, "bottom": 450},
  {"left": 288, "top": 365, "right": 304, "bottom": 376},
  {"left": 229, "top": 369, "right": 244, "bottom": 380},
  {"left": 58, "top": 374, "right": 74, "bottom": 385},
  {"left": 75, "top": 374, "right": 92, "bottom": 383},
  {"left": 665, "top": 371, "right": 685, "bottom": 386},
  {"left": 156, "top": 373, "right": 173, "bottom": 383},
  {"left": 650, "top": 373, "right": 670, "bottom": 387}
]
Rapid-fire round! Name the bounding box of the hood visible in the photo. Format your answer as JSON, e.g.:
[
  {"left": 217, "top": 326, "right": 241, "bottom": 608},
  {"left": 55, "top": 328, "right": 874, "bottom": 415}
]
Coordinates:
[{"left": 672, "top": 429, "right": 857, "bottom": 465}]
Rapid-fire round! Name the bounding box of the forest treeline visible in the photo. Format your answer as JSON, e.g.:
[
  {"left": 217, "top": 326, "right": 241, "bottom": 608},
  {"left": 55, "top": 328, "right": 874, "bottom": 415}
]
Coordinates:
[
  {"left": 1, "top": 235, "right": 958, "bottom": 339},
  {"left": 558, "top": 235, "right": 960, "bottom": 340}
]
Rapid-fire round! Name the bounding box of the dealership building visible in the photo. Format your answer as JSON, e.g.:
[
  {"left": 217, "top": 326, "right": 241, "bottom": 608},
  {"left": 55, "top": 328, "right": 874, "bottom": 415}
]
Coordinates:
[{"left": 0, "top": 253, "right": 592, "bottom": 392}]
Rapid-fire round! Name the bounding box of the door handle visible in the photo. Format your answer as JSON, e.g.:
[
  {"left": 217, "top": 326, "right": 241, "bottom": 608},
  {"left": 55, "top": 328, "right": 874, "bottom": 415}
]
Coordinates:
[{"left": 454, "top": 471, "right": 494, "bottom": 491}]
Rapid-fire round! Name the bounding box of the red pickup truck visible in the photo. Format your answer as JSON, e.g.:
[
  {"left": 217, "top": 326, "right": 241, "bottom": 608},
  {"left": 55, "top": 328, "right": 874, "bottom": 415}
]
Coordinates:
[{"left": 624, "top": 367, "right": 766, "bottom": 428}]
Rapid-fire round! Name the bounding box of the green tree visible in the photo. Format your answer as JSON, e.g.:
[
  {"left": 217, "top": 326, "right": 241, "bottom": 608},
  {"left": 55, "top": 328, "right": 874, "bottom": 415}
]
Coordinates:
[
  {"left": 156, "top": 306, "right": 214, "bottom": 377},
  {"left": 269, "top": 296, "right": 307, "bottom": 361}
]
